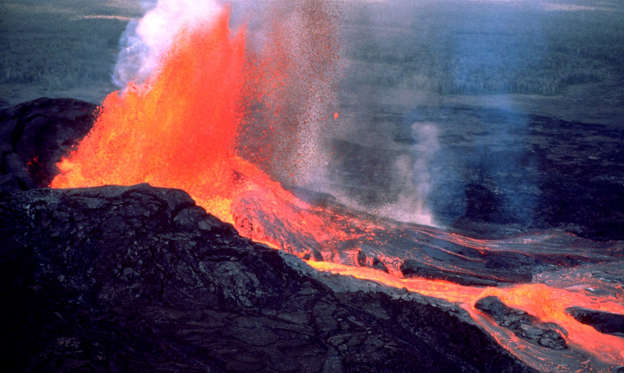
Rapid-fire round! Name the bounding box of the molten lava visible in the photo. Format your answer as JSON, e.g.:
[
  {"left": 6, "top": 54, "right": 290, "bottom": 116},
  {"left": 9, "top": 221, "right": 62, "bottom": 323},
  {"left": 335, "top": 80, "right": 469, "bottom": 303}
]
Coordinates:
[
  {"left": 51, "top": 8, "right": 378, "bottom": 267},
  {"left": 52, "top": 11, "right": 246, "bottom": 222},
  {"left": 51, "top": 7, "right": 623, "bottom": 372}
]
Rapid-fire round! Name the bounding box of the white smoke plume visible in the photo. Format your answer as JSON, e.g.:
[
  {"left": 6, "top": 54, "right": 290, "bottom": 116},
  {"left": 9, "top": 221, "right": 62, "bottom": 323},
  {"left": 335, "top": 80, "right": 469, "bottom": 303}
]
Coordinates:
[
  {"left": 329, "top": 122, "right": 439, "bottom": 227},
  {"left": 113, "top": 0, "right": 222, "bottom": 87},
  {"left": 379, "top": 122, "right": 439, "bottom": 226}
]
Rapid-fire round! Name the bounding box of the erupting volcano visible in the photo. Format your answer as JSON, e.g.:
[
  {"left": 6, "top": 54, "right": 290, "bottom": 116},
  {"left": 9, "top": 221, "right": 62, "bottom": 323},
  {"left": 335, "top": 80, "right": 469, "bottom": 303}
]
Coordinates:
[{"left": 46, "top": 3, "right": 624, "bottom": 372}]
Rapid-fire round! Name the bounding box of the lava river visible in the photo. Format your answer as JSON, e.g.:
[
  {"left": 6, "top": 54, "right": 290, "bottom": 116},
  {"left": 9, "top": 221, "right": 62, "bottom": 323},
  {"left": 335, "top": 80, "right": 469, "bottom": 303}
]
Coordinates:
[{"left": 50, "top": 8, "right": 624, "bottom": 372}]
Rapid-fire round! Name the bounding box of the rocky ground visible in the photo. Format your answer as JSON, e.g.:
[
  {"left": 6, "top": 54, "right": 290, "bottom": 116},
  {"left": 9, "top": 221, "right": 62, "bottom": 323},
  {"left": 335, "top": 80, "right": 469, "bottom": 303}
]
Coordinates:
[
  {"left": 1, "top": 183, "right": 536, "bottom": 372},
  {"left": 1, "top": 98, "right": 623, "bottom": 372},
  {"left": 0, "top": 97, "right": 536, "bottom": 372}
]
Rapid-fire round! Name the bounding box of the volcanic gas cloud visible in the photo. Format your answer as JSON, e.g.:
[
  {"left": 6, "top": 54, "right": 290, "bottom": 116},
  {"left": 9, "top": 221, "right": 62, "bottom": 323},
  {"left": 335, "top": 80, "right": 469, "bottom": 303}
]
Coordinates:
[{"left": 51, "top": 1, "right": 624, "bottom": 372}]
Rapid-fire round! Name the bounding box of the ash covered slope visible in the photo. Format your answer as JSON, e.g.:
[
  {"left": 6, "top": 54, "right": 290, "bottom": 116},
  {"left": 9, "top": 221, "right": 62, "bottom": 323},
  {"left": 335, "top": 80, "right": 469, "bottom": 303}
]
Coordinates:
[{"left": 0, "top": 184, "right": 533, "bottom": 373}]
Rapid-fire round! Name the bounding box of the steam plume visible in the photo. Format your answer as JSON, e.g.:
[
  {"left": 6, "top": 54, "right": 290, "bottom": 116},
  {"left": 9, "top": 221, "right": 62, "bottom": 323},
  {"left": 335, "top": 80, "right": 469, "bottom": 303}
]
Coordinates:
[{"left": 113, "top": 0, "right": 222, "bottom": 87}]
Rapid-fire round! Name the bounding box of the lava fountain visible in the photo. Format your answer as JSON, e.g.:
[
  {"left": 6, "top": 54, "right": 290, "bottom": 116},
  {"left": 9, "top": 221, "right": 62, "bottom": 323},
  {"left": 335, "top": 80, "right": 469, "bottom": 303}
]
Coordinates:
[
  {"left": 52, "top": 9, "right": 246, "bottom": 222},
  {"left": 51, "top": 3, "right": 623, "bottom": 372}
]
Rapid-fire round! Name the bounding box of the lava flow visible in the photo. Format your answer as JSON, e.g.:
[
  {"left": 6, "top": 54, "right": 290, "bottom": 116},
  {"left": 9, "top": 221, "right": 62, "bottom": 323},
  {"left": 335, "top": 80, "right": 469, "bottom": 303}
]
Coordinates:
[{"left": 51, "top": 7, "right": 623, "bottom": 373}]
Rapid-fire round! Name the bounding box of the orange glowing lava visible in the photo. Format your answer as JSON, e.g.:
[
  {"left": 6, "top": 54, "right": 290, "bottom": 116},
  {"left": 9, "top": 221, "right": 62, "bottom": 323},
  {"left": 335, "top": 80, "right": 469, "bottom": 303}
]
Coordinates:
[
  {"left": 51, "top": 7, "right": 623, "bottom": 372},
  {"left": 308, "top": 261, "right": 624, "bottom": 368},
  {"left": 52, "top": 11, "right": 246, "bottom": 222},
  {"left": 51, "top": 7, "right": 380, "bottom": 279}
]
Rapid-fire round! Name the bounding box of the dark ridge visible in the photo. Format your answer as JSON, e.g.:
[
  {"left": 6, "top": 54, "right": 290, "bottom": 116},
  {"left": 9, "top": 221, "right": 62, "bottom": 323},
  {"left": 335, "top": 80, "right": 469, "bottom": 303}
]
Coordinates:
[{"left": 0, "top": 184, "right": 535, "bottom": 372}]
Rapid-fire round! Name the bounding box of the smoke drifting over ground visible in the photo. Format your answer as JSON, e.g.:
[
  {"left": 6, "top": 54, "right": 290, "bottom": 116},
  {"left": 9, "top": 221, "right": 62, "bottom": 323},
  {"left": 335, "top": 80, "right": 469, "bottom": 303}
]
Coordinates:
[{"left": 325, "top": 121, "right": 439, "bottom": 226}]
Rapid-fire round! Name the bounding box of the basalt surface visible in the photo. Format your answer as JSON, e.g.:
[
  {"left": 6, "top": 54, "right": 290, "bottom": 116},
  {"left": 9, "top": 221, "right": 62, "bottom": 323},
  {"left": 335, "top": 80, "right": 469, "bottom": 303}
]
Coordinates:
[{"left": 1, "top": 184, "right": 534, "bottom": 372}]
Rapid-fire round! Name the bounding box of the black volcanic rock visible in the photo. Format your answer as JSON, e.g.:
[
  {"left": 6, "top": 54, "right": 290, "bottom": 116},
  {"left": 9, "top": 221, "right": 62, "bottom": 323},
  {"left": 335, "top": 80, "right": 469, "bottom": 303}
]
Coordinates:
[
  {"left": 401, "top": 258, "right": 501, "bottom": 286},
  {"left": 475, "top": 296, "right": 568, "bottom": 350},
  {"left": 566, "top": 307, "right": 624, "bottom": 336},
  {"left": 463, "top": 183, "right": 506, "bottom": 223},
  {"left": 0, "top": 97, "right": 96, "bottom": 191},
  {"left": 400, "top": 254, "right": 536, "bottom": 286},
  {"left": 0, "top": 184, "right": 535, "bottom": 372}
]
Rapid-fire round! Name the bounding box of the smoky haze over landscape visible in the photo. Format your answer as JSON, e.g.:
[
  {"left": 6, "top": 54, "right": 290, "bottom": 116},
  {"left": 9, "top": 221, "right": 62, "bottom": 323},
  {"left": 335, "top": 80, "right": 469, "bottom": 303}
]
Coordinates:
[{"left": 1, "top": 0, "right": 623, "bottom": 236}]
